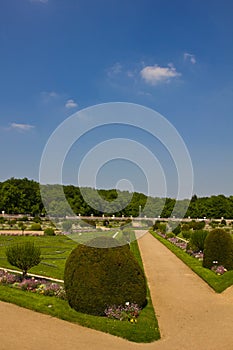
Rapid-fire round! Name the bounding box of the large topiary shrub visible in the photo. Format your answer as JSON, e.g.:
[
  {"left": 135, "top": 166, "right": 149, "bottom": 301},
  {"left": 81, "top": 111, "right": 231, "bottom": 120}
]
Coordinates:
[
  {"left": 64, "top": 236, "right": 147, "bottom": 316},
  {"left": 203, "top": 229, "right": 233, "bottom": 270}
]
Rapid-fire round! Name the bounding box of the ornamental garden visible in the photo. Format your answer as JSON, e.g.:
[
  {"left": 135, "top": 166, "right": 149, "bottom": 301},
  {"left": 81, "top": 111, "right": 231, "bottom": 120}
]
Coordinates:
[{"left": 1, "top": 217, "right": 233, "bottom": 342}]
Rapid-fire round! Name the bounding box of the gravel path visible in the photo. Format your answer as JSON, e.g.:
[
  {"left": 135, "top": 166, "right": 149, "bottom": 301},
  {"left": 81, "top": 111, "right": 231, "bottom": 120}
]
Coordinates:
[{"left": 1, "top": 231, "right": 233, "bottom": 350}]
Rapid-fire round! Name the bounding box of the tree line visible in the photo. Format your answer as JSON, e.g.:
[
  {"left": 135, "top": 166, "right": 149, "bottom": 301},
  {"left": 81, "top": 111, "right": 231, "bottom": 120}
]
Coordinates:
[{"left": 0, "top": 178, "right": 233, "bottom": 219}]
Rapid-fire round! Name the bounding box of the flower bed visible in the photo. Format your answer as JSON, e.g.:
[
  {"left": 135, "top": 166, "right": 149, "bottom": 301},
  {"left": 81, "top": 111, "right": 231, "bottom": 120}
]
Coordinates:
[
  {"left": 105, "top": 302, "right": 141, "bottom": 323},
  {"left": 0, "top": 269, "right": 66, "bottom": 299},
  {"left": 156, "top": 231, "right": 227, "bottom": 275},
  {"left": 211, "top": 264, "right": 227, "bottom": 275}
]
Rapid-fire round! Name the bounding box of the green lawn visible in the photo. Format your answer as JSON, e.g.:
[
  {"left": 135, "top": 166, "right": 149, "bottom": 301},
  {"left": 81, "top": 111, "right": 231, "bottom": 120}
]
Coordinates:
[
  {"left": 0, "top": 231, "right": 119, "bottom": 279},
  {"left": 0, "top": 234, "right": 76, "bottom": 279},
  {"left": 0, "top": 232, "right": 160, "bottom": 343},
  {"left": 150, "top": 230, "right": 233, "bottom": 293}
]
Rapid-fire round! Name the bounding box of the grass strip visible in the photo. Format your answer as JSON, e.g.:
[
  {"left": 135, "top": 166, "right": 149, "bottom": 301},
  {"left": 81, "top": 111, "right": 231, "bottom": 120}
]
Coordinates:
[
  {"left": 150, "top": 230, "right": 233, "bottom": 293},
  {"left": 0, "top": 232, "right": 160, "bottom": 343}
]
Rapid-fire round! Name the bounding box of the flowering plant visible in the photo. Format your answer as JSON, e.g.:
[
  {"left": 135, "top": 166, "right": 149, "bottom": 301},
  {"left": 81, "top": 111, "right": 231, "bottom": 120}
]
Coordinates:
[
  {"left": 104, "top": 302, "right": 141, "bottom": 323},
  {"left": 211, "top": 265, "right": 227, "bottom": 275},
  {"left": 0, "top": 269, "right": 66, "bottom": 299}
]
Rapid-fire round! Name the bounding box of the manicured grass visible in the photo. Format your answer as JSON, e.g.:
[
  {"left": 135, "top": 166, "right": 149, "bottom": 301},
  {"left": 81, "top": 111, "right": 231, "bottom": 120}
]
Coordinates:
[
  {"left": 0, "top": 235, "right": 76, "bottom": 279},
  {"left": 0, "top": 232, "right": 160, "bottom": 343},
  {"left": 0, "top": 231, "right": 117, "bottom": 279},
  {"left": 67, "top": 230, "right": 118, "bottom": 245},
  {"left": 150, "top": 230, "right": 233, "bottom": 293}
]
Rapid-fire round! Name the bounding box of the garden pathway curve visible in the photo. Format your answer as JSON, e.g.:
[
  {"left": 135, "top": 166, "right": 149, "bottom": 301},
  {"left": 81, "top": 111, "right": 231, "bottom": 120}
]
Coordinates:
[{"left": 1, "top": 231, "right": 233, "bottom": 350}]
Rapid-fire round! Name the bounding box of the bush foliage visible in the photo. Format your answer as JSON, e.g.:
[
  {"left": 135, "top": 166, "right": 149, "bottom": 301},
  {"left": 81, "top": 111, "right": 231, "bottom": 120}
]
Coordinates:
[
  {"left": 64, "top": 236, "right": 147, "bottom": 316},
  {"left": 189, "top": 230, "right": 208, "bottom": 251},
  {"left": 6, "top": 242, "right": 41, "bottom": 277},
  {"left": 44, "top": 227, "right": 55, "bottom": 236},
  {"left": 203, "top": 229, "right": 233, "bottom": 270},
  {"left": 30, "top": 223, "right": 42, "bottom": 231}
]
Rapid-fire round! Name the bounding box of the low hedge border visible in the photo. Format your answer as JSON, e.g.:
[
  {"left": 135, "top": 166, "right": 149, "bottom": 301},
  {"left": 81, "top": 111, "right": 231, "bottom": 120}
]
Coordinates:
[{"left": 150, "top": 230, "right": 233, "bottom": 293}]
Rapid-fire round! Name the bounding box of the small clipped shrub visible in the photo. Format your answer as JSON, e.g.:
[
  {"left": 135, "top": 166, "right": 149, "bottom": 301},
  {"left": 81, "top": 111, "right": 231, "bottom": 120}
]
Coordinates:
[
  {"left": 6, "top": 242, "right": 41, "bottom": 277},
  {"left": 33, "top": 216, "right": 41, "bottom": 223},
  {"left": 18, "top": 222, "right": 26, "bottom": 232},
  {"left": 209, "top": 221, "right": 218, "bottom": 229},
  {"left": 152, "top": 220, "right": 161, "bottom": 230},
  {"left": 44, "top": 227, "right": 55, "bottom": 236},
  {"left": 8, "top": 219, "right": 16, "bottom": 227},
  {"left": 181, "top": 223, "right": 191, "bottom": 231},
  {"left": 0, "top": 217, "right": 6, "bottom": 224},
  {"left": 203, "top": 229, "right": 233, "bottom": 270},
  {"left": 64, "top": 236, "right": 147, "bottom": 316},
  {"left": 17, "top": 216, "right": 29, "bottom": 222},
  {"left": 30, "top": 223, "right": 42, "bottom": 231},
  {"left": 189, "top": 230, "right": 208, "bottom": 251},
  {"left": 191, "top": 220, "right": 205, "bottom": 230},
  {"left": 153, "top": 222, "right": 166, "bottom": 234},
  {"left": 181, "top": 230, "right": 192, "bottom": 240},
  {"left": 165, "top": 232, "right": 175, "bottom": 239}
]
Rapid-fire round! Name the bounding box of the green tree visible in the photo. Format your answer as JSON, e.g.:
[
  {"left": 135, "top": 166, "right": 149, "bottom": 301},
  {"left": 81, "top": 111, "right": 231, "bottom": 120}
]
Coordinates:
[
  {"left": 6, "top": 242, "right": 41, "bottom": 277},
  {"left": 18, "top": 222, "right": 26, "bottom": 233}
]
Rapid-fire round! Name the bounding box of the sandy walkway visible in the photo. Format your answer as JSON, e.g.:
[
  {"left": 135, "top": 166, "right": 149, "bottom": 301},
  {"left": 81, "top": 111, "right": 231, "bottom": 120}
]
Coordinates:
[{"left": 1, "top": 231, "right": 233, "bottom": 350}]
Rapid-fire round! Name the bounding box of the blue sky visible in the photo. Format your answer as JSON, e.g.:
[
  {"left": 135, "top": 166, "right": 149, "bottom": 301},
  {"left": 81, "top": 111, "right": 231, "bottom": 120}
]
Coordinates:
[{"left": 0, "top": 0, "right": 232, "bottom": 198}]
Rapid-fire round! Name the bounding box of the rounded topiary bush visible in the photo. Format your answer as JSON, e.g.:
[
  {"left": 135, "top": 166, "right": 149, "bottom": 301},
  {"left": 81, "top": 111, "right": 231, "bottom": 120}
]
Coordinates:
[
  {"left": 30, "top": 223, "right": 42, "bottom": 231},
  {"left": 44, "top": 227, "right": 55, "bottom": 236},
  {"left": 64, "top": 236, "right": 147, "bottom": 316},
  {"left": 203, "top": 229, "right": 233, "bottom": 270}
]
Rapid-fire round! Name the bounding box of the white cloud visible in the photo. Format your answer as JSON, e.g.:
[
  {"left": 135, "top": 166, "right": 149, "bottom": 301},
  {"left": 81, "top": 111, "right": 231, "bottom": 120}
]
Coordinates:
[
  {"left": 140, "top": 64, "right": 181, "bottom": 85},
  {"left": 47, "top": 91, "right": 58, "bottom": 97},
  {"left": 10, "top": 123, "right": 35, "bottom": 132},
  {"left": 184, "top": 52, "right": 196, "bottom": 64},
  {"left": 65, "top": 99, "right": 78, "bottom": 109},
  {"left": 41, "top": 91, "right": 60, "bottom": 104}
]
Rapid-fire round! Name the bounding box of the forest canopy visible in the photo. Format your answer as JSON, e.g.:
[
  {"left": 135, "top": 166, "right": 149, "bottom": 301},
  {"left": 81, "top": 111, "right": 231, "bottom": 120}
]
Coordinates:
[{"left": 0, "top": 178, "right": 232, "bottom": 219}]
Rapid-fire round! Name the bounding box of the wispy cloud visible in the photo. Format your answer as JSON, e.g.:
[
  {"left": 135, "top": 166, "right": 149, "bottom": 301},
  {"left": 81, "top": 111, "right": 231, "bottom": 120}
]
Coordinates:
[
  {"left": 65, "top": 99, "right": 78, "bottom": 109},
  {"left": 184, "top": 52, "right": 196, "bottom": 64},
  {"left": 107, "top": 62, "right": 122, "bottom": 78},
  {"left": 10, "top": 123, "right": 35, "bottom": 132},
  {"left": 41, "top": 91, "right": 59, "bottom": 103},
  {"left": 140, "top": 64, "right": 181, "bottom": 85},
  {"left": 41, "top": 91, "right": 59, "bottom": 98},
  {"left": 29, "top": 0, "right": 48, "bottom": 3}
]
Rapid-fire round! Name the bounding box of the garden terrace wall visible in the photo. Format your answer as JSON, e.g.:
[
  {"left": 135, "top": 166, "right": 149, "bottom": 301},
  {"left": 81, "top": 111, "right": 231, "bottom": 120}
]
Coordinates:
[{"left": 0, "top": 230, "right": 44, "bottom": 236}]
